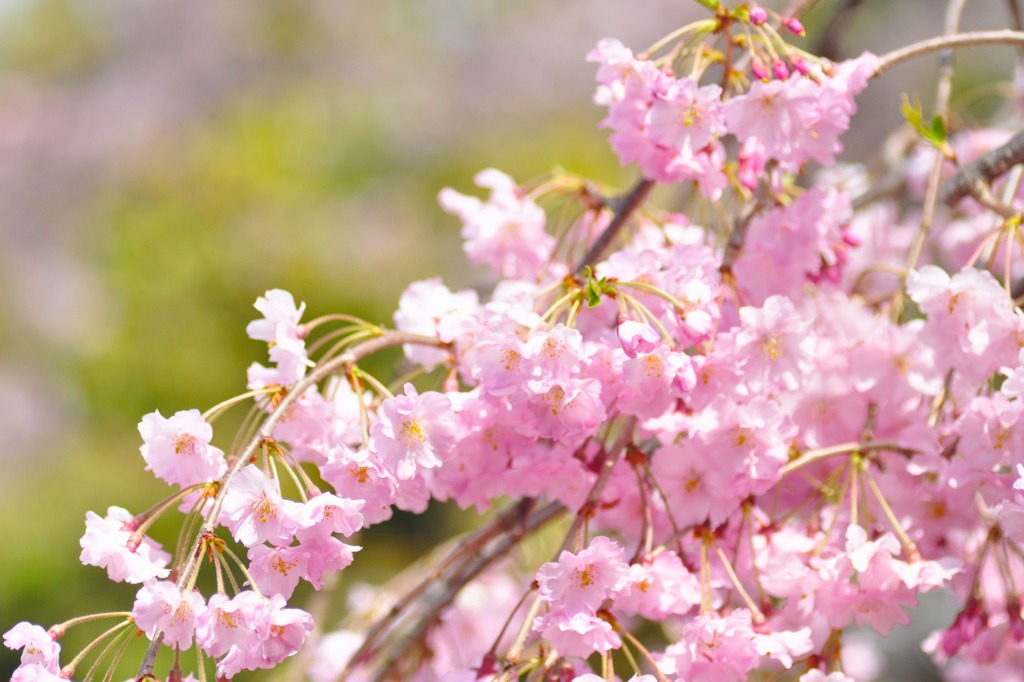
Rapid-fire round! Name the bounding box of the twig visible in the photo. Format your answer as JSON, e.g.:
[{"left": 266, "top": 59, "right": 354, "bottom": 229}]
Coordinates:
[
  {"left": 966, "top": 179, "right": 1020, "bottom": 219},
  {"left": 781, "top": 440, "right": 917, "bottom": 476},
  {"left": 874, "top": 30, "right": 1024, "bottom": 78},
  {"left": 895, "top": 0, "right": 966, "bottom": 322}
]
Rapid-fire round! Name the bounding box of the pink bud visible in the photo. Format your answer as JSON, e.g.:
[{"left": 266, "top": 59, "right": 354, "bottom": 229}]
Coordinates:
[
  {"left": 841, "top": 227, "right": 862, "bottom": 247},
  {"left": 617, "top": 320, "right": 660, "bottom": 358},
  {"left": 783, "top": 17, "right": 806, "bottom": 36},
  {"left": 790, "top": 54, "right": 809, "bottom": 75},
  {"left": 772, "top": 59, "right": 790, "bottom": 80},
  {"left": 749, "top": 6, "right": 768, "bottom": 25},
  {"left": 751, "top": 59, "right": 769, "bottom": 81}
]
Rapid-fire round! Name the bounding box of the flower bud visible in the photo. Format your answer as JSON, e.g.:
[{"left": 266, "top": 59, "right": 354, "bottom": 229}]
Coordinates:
[
  {"left": 772, "top": 59, "right": 790, "bottom": 80},
  {"left": 783, "top": 17, "right": 806, "bottom": 36},
  {"left": 749, "top": 6, "right": 768, "bottom": 25},
  {"left": 751, "top": 59, "right": 769, "bottom": 81}
]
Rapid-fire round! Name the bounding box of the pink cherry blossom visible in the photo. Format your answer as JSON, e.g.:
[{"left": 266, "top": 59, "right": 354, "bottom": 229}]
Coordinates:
[
  {"left": 536, "top": 536, "right": 628, "bottom": 614},
  {"left": 4, "top": 623, "right": 60, "bottom": 674},
  {"left": 393, "top": 278, "right": 478, "bottom": 369},
  {"left": 138, "top": 409, "right": 227, "bottom": 487},
  {"left": 195, "top": 591, "right": 265, "bottom": 660},
  {"left": 616, "top": 319, "right": 660, "bottom": 358},
  {"left": 79, "top": 506, "right": 171, "bottom": 584},
  {"left": 10, "top": 664, "right": 65, "bottom": 682},
  {"left": 246, "top": 289, "right": 310, "bottom": 365},
  {"left": 219, "top": 464, "right": 303, "bottom": 547},
  {"left": 370, "top": 384, "right": 461, "bottom": 480},
  {"left": 439, "top": 169, "right": 555, "bottom": 280},
  {"left": 132, "top": 581, "right": 205, "bottom": 649}
]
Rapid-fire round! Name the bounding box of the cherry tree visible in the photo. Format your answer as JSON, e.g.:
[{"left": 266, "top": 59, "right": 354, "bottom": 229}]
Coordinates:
[{"left": 10, "top": 1, "right": 1024, "bottom": 680}]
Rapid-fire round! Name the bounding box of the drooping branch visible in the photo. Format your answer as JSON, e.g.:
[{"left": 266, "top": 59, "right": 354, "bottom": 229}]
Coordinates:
[
  {"left": 873, "top": 30, "right": 1024, "bottom": 77},
  {"left": 369, "top": 501, "right": 566, "bottom": 682}
]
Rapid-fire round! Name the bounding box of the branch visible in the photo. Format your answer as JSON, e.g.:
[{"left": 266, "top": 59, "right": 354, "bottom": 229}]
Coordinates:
[
  {"left": 940, "top": 131, "right": 1024, "bottom": 207},
  {"left": 338, "top": 498, "right": 542, "bottom": 679},
  {"left": 780, "top": 440, "right": 917, "bottom": 476},
  {"left": 574, "top": 179, "right": 655, "bottom": 276},
  {"left": 369, "top": 501, "right": 565, "bottom": 682},
  {"left": 874, "top": 30, "right": 1024, "bottom": 78}
]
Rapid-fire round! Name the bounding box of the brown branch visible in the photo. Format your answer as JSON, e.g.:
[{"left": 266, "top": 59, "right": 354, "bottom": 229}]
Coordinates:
[
  {"left": 338, "top": 498, "right": 540, "bottom": 680},
  {"left": 873, "top": 30, "right": 1024, "bottom": 78},
  {"left": 369, "top": 501, "right": 566, "bottom": 682},
  {"left": 574, "top": 179, "right": 655, "bottom": 276},
  {"left": 941, "top": 131, "right": 1024, "bottom": 207}
]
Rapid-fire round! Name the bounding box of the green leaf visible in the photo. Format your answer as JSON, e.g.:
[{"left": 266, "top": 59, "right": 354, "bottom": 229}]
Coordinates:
[
  {"left": 900, "top": 94, "right": 923, "bottom": 131},
  {"left": 930, "top": 114, "right": 947, "bottom": 143}
]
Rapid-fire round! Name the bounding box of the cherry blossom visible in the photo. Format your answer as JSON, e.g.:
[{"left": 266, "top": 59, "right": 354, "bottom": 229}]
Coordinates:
[
  {"left": 79, "top": 506, "right": 171, "bottom": 584},
  {"left": 138, "top": 409, "right": 227, "bottom": 487}
]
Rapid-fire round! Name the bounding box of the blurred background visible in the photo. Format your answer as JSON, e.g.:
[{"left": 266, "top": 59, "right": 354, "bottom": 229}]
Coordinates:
[{"left": 0, "top": 0, "right": 1016, "bottom": 678}]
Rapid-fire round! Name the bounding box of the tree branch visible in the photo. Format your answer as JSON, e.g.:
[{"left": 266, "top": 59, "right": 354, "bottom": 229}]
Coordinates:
[
  {"left": 874, "top": 30, "right": 1024, "bottom": 78},
  {"left": 940, "top": 131, "right": 1024, "bottom": 207},
  {"left": 574, "top": 179, "right": 655, "bottom": 276}
]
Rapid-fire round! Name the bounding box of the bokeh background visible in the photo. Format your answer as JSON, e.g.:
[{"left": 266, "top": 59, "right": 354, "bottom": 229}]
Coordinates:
[{"left": 0, "top": 0, "right": 1017, "bottom": 679}]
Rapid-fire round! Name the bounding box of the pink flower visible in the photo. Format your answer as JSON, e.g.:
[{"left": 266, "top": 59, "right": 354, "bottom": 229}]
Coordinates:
[
  {"left": 536, "top": 611, "right": 621, "bottom": 658},
  {"left": 614, "top": 551, "right": 700, "bottom": 619},
  {"left": 370, "top": 384, "right": 461, "bottom": 480},
  {"left": 254, "top": 595, "right": 315, "bottom": 669},
  {"left": 79, "top": 506, "right": 171, "bottom": 584},
  {"left": 10, "top": 664, "right": 65, "bottom": 682},
  {"left": 132, "top": 580, "right": 205, "bottom": 649},
  {"left": 439, "top": 169, "right": 555, "bottom": 279},
  {"left": 247, "top": 544, "right": 310, "bottom": 599},
  {"left": 219, "top": 465, "right": 303, "bottom": 547},
  {"left": 393, "top": 278, "right": 478, "bottom": 369},
  {"left": 195, "top": 591, "right": 265, "bottom": 660},
  {"left": 199, "top": 593, "right": 313, "bottom": 677},
  {"left": 536, "top": 536, "right": 628, "bottom": 614},
  {"left": 319, "top": 445, "right": 398, "bottom": 526},
  {"left": 661, "top": 609, "right": 762, "bottom": 682},
  {"left": 296, "top": 492, "right": 365, "bottom": 539},
  {"left": 246, "top": 289, "right": 309, "bottom": 361},
  {"left": 138, "top": 409, "right": 227, "bottom": 487},
  {"left": 4, "top": 623, "right": 60, "bottom": 674},
  {"left": 616, "top": 319, "right": 660, "bottom": 358},
  {"left": 647, "top": 78, "right": 726, "bottom": 155}
]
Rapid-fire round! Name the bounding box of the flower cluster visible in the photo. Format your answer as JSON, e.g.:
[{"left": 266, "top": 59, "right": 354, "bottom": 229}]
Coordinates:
[{"left": 11, "top": 3, "right": 1024, "bottom": 681}]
